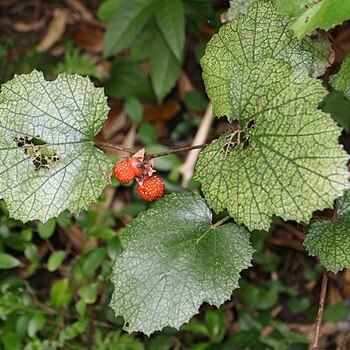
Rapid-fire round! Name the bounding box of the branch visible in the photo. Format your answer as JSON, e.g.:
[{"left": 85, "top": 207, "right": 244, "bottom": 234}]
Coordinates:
[
  {"left": 145, "top": 144, "right": 207, "bottom": 160},
  {"left": 311, "top": 271, "right": 328, "bottom": 350},
  {"left": 94, "top": 140, "right": 207, "bottom": 159}
]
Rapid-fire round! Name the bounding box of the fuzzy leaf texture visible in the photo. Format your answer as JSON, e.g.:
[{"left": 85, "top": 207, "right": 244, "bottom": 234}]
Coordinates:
[
  {"left": 201, "top": 0, "right": 329, "bottom": 119},
  {"left": 0, "top": 71, "right": 112, "bottom": 223},
  {"left": 195, "top": 59, "right": 349, "bottom": 231},
  {"left": 304, "top": 191, "right": 350, "bottom": 273},
  {"left": 110, "top": 193, "right": 254, "bottom": 335},
  {"left": 330, "top": 55, "right": 350, "bottom": 100}
]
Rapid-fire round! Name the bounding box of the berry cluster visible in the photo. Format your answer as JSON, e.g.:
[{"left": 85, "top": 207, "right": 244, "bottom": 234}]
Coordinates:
[{"left": 112, "top": 150, "right": 164, "bottom": 202}]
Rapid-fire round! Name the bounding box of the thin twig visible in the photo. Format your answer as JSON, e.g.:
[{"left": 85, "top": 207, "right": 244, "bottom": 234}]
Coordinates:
[
  {"left": 94, "top": 140, "right": 207, "bottom": 159},
  {"left": 311, "top": 271, "right": 328, "bottom": 350},
  {"left": 93, "top": 141, "right": 136, "bottom": 155},
  {"left": 212, "top": 216, "right": 230, "bottom": 228},
  {"left": 145, "top": 144, "right": 207, "bottom": 160}
]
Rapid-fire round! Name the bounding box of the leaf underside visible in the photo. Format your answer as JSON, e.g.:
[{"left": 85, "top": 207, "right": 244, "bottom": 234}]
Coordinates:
[
  {"left": 0, "top": 71, "right": 112, "bottom": 223},
  {"left": 195, "top": 59, "right": 349, "bottom": 231},
  {"left": 110, "top": 193, "right": 254, "bottom": 335}
]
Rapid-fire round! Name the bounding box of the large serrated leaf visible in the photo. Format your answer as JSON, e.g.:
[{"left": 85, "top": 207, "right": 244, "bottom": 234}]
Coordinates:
[
  {"left": 0, "top": 71, "right": 112, "bottom": 223},
  {"left": 330, "top": 55, "right": 350, "bottom": 100},
  {"left": 110, "top": 192, "right": 254, "bottom": 335},
  {"left": 201, "top": 0, "right": 325, "bottom": 119},
  {"left": 304, "top": 191, "right": 350, "bottom": 273},
  {"left": 195, "top": 59, "right": 349, "bottom": 231}
]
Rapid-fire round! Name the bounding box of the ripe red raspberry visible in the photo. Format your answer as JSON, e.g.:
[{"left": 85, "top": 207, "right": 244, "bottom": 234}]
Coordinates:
[
  {"left": 136, "top": 176, "right": 165, "bottom": 201},
  {"left": 113, "top": 160, "right": 137, "bottom": 184}
]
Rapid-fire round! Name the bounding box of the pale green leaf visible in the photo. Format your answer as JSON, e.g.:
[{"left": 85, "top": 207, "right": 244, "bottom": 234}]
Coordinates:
[
  {"left": 276, "top": 0, "right": 313, "bottom": 17},
  {"left": 301, "top": 37, "right": 332, "bottom": 77},
  {"left": 291, "top": 0, "right": 350, "bottom": 39},
  {"left": 195, "top": 59, "right": 349, "bottom": 231},
  {"left": 330, "top": 55, "right": 350, "bottom": 100},
  {"left": 201, "top": 0, "right": 323, "bottom": 119},
  {"left": 0, "top": 71, "right": 112, "bottom": 223},
  {"left": 226, "top": 0, "right": 258, "bottom": 20},
  {"left": 103, "top": 0, "right": 157, "bottom": 57},
  {"left": 47, "top": 250, "right": 67, "bottom": 272},
  {"left": 110, "top": 193, "right": 254, "bottom": 335},
  {"left": 0, "top": 253, "right": 20, "bottom": 269},
  {"left": 155, "top": 0, "right": 185, "bottom": 62}
]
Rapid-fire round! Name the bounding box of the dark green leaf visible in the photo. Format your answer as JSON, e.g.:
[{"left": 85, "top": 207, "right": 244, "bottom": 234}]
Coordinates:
[
  {"left": 150, "top": 30, "right": 181, "bottom": 104},
  {"left": 103, "top": 0, "right": 157, "bottom": 57},
  {"left": 155, "top": 0, "right": 185, "bottom": 62},
  {"left": 110, "top": 193, "right": 254, "bottom": 335},
  {"left": 106, "top": 57, "right": 154, "bottom": 101}
]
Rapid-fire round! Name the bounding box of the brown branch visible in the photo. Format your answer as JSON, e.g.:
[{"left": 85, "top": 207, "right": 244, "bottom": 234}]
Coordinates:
[
  {"left": 93, "top": 141, "right": 136, "bottom": 155},
  {"left": 94, "top": 140, "right": 207, "bottom": 159},
  {"left": 145, "top": 144, "right": 207, "bottom": 160},
  {"left": 311, "top": 271, "right": 328, "bottom": 350}
]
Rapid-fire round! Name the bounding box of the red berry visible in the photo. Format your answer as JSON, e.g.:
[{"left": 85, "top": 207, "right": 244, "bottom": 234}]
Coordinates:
[
  {"left": 136, "top": 176, "right": 165, "bottom": 201},
  {"left": 113, "top": 160, "right": 137, "bottom": 184}
]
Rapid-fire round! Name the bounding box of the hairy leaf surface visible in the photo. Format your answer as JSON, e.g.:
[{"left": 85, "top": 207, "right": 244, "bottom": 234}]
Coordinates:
[
  {"left": 201, "top": 0, "right": 325, "bottom": 119},
  {"left": 195, "top": 59, "right": 349, "bottom": 231},
  {"left": 110, "top": 193, "right": 254, "bottom": 335},
  {"left": 0, "top": 71, "right": 111, "bottom": 222},
  {"left": 304, "top": 191, "right": 350, "bottom": 273}
]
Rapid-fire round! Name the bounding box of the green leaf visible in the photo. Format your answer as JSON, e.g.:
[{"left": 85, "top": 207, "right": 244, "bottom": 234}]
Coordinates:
[
  {"left": 304, "top": 190, "right": 350, "bottom": 273},
  {"left": 50, "top": 278, "right": 73, "bottom": 308},
  {"left": 301, "top": 37, "right": 332, "bottom": 78},
  {"left": 28, "top": 313, "right": 45, "bottom": 338},
  {"left": 155, "top": 0, "right": 185, "bottom": 62},
  {"left": 323, "top": 303, "right": 350, "bottom": 322},
  {"left": 47, "top": 250, "right": 67, "bottom": 272},
  {"left": 290, "top": 0, "right": 350, "bottom": 39},
  {"left": 78, "top": 282, "right": 99, "bottom": 304},
  {"left": 38, "top": 218, "right": 56, "bottom": 239},
  {"left": 330, "top": 55, "right": 350, "bottom": 100},
  {"left": 97, "top": 0, "right": 123, "bottom": 22},
  {"left": 110, "top": 192, "right": 254, "bottom": 335},
  {"left": 201, "top": 0, "right": 324, "bottom": 118},
  {"left": 195, "top": 59, "right": 349, "bottom": 231},
  {"left": 106, "top": 57, "right": 154, "bottom": 101},
  {"left": 0, "top": 253, "right": 20, "bottom": 269},
  {"left": 82, "top": 247, "right": 106, "bottom": 280},
  {"left": 321, "top": 89, "right": 350, "bottom": 132},
  {"left": 0, "top": 71, "right": 112, "bottom": 223},
  {"left": 150, "top": 30, "right": 181, "bottom": 104},
  {"left": 226, "top": 0, "right": 258, "bottom": 20},
  {"left": 103, "top": 0, "right": 157, "bottom": 57},
  {"left": 276, "top": 0, "right": 313, "bottom": 17}
]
